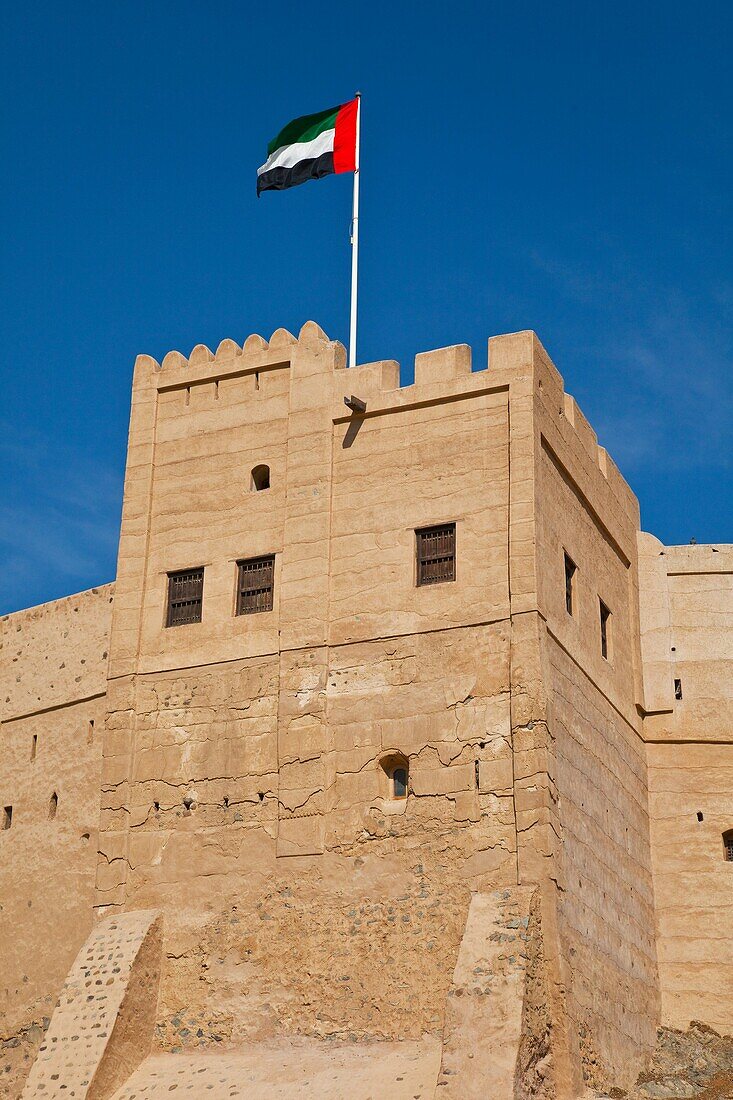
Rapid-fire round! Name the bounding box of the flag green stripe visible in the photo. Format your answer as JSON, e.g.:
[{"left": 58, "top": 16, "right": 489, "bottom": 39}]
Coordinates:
[{"left": 267, "top": 105, "right": 340, "bottom": 156}]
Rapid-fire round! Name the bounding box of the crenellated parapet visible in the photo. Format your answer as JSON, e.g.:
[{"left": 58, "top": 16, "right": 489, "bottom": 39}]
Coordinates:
[
  {"left": 133, "top": 320, "right": 345, "bottom": 392},
  {"left": 129, "top": 323, "right": 639, "bottom": 574}
]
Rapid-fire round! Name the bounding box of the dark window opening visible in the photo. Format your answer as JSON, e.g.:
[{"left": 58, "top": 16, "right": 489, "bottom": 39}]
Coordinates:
[
  {"left": 2, "top": 806, "right": 12, "bottom": 830},
  {"left": 724, "top": 831, "right": 733, "bottom": 862},
  {"left": 392, "top": 767, "right": 408, "bottom": 799},
  {"left": 380, "top": 754, "right": 409, "bottom": 800},
  {"left": 166, "top": 567, "right": 204, "bottom": 627},
  {"left": 674, "top": 678, "right": 683, "bottom": 700},
  {"left": 236, "top": 555, "right": 275, "bottom": 615},
  {"left": 31, "top": 735, "right": 37, "bottom": 762},
  {"left": 250, "top": 464, "right": 270, "bottom": 492},
  {"left": 416, "top": 523, "right": 456, "bottom": 586},
  {"left": 154, "top": 801, "right": 160, "bottom": 813},
  {"left": 564, "top": 552, "right": 577, "bottom": 615},
  {"left": 697, "top": 811, "right": 704, "bottom": 822},
  {"left": 49, "top": 792, "right": 58, "bottom": 820},
  {"left": 599, "top": 600, "right": 611, "bottom": 660}
]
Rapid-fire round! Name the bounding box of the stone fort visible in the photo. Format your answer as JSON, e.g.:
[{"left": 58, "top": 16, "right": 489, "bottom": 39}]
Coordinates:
[{"left": 1, "top": 323, "right": 731, "bottom": 1100}]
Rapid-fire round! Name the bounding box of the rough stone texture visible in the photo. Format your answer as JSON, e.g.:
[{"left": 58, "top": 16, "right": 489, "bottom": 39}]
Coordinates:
[
  {"left": 21, "top": 909, "right": 161, "bottom": 1099},
  {"left": 108, "top": 1038, "right": 442, "bottom": 1099},
  {"left": 631, "top": 1023, "right": 733, "bottom": 1100},
  {"left": 437, "top": 887, "right": 536, "bottom": 1098},
  {"left": 1, "top": 324, "right": 731, "bottom": 1099},
  {"left": 151, "top": 860, "right": 472, "bottom": 1048}
]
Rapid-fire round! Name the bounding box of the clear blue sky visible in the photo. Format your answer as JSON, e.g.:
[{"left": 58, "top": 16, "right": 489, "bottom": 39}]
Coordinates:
[{"left": 1, "top": 1, "right": 731, "bottom": 614}]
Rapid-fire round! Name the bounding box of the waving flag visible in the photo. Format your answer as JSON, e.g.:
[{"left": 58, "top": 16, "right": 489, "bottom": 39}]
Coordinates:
[{"left": 257, "top": 99, "right": 358, "bottom": 195}]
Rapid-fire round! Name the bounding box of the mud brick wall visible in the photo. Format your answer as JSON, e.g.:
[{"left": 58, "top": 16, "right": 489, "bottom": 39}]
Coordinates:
[{"left": 0, "top": 586, "right": 112, "bottom": 1068}]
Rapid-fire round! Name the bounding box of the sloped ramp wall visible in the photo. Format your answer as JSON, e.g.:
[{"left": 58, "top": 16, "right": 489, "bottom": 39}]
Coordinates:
[
  {"left": 436, "top": 887, "right": 538, "bottom": 1098},
  {"left": 21, "top": 910, "right": 161, "bottom": 1100}
]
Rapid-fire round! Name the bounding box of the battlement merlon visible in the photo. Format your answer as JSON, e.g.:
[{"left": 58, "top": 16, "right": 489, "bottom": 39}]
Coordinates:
[{"left": 130, "top": 321, "right": 639, "bottom": 524}]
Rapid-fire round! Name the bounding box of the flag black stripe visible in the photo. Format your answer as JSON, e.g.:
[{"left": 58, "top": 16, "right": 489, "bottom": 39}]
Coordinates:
[{"left": 257, "top": 152, "right": 335, "bottom": 194}]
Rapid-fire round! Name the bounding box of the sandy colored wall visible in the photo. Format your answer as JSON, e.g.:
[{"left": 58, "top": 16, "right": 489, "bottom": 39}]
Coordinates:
[
  {"left": 547, "top": 641, "right": 658, "bottom": 1080},
  {"left": 92, "top": 325, "right": 674, "bottom": 1082},
  {"left": 10, "top": 322, "right": 732, "bottom": 1099},
  {"left": 647, "top": 741, "right": 733, "bottom": 1031},
  {"left": 530, "top": 345, "right": 659, "bottom": 1087},
  {"left": 0, "top": 586, "right": 112, "bottom": 1045},
  {"left": 640, "top": 538, "right": 733, "bottom": 1030},
  {"left": 91, "top": 326, "right": 533, "bottom": 1048}
]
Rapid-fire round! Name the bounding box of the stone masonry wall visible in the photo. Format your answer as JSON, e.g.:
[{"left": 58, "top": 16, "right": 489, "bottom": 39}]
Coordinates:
[
  {"left": 8, "top": 322, "right": 733, "bottom": 1099},
  {"left": 97, "top": 622, "right": 516, "bottom": 1046},
  {"left": 529, "top": 342, "right": 659, "bottom": 1088},
  {"left": 20, "top": 909, "right": 161, "bottom": 1100},
  {"left": 93, "top": 324, "right": 525, "bottom": 1048},
  {"left": 0, "top": 586, "right": 113, "bottom": 1097},
  {"left": 549, "top": 640, "right": 658, "bottom": 1084},
  {"left": 639, "top": 537, "right": 733, "bottom": 1031}
]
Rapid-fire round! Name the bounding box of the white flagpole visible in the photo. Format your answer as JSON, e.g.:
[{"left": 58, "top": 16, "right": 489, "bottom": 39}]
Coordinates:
[{"left": 348, "top": 92, "right": 361, "bottom": 369}]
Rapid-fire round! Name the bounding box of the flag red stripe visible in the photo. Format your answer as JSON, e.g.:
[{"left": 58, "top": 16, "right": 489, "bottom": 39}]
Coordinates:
[{"left": 333, "top": 98, "right": 358, "bottom": 173}]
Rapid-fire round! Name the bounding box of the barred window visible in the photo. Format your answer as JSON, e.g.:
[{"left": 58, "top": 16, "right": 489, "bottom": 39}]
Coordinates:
[
  {"left": 416, "top": 523, "right": 456, "bottom": 586},
  {"left": 237, "top": 555, "right": 275, "bottom": 615},
  {"left": 166, "top": 567, "right": 204, "bottom": 627}
]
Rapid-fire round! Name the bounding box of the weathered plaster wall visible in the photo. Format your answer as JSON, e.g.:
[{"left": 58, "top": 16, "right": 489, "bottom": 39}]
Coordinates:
[
  {"left": 548, "top": 641, "right": 657, "bottom": 1082},
  {"left": 20, "top": 908, "right": 162, "bottom": 1100},
  {"left": 97, "top": 622, "right": 516, "bottom": 1045},
  {"left": 530, "top": 346, "right": 659, "bottom": 1088},
  {"left": 5, "top": 321, "right": 731, "bottom": 1100},
  {"left": 639, "top": 537, "right": 733, "bottom": 1031},
  {"left": 90, "top": 324, "right": 674, "bottom": 1086},
  {"left": 0, "top": 586, "right": 112, "bottom": 1090},
  {"left": 647, "top": 741, "right": 733, "bottom": 1031},
  {"left": 88, "top": 325, "right": 525, "bottom": 1055}
]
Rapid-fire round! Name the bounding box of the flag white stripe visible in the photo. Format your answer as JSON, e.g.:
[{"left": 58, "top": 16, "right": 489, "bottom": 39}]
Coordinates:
[{"left": 257, "top": 127, "right": 336, "bottom": 176}]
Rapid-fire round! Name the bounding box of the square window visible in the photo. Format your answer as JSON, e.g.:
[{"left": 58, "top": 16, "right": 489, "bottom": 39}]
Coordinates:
[
  {"left": 166, "top": 567, "right": 204, "bottom": 627},
  {"left": 236, "top": 555, "right": 275, "bottom": 615},
  {"left": 416, "top": 523, "right": 456, "bottom": 586}
]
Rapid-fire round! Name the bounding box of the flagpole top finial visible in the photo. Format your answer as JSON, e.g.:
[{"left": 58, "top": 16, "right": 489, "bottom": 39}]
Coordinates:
[{"left": 355, "top": 90, "right": 361, "bottom": 97}]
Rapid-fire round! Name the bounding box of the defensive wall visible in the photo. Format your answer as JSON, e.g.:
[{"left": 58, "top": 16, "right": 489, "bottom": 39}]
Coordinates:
[
  {"left": 1, "top": 322, "right": 731, "bottom": 1100},
  {"left": 639, "top": 536, "right": 733, "bottom": 1031},
  {"left": 0, "top": 586, "right": 112, "bottom": 1038}
]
